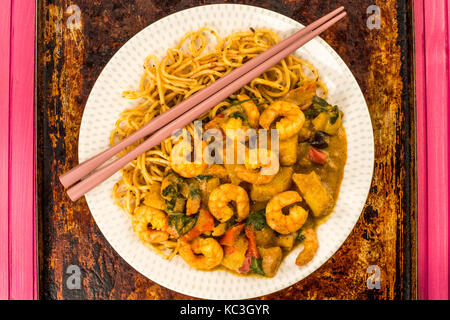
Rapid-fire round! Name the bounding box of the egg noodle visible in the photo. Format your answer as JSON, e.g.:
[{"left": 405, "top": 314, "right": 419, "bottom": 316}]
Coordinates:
[{"left": 110, "top": 28, "right": 327, "bottom": 259}]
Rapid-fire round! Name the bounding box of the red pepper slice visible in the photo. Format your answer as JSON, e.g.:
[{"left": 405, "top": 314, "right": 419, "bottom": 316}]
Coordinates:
[
  {"left": 219, "top": 223, "right": 245, "bottom": 246},
  {"left": 244, "top": 225, "right": 260, "bottom": 259}
]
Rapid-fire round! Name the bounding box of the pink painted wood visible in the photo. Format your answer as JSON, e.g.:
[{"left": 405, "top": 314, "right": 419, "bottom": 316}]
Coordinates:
[
  {"left": 414, "top": 0, "right": 427, "bottom": 300},
  {"left": 415, "top": 0, "right": 450, "bottom": 300},
  {"left": 0, "top": 0, "right": 36, "bottom": 300}
]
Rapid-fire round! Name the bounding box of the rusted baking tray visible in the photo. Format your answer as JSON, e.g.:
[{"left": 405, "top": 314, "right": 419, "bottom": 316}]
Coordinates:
[{"left": 36, "top": 0, "right": 416, "bottom": 299}]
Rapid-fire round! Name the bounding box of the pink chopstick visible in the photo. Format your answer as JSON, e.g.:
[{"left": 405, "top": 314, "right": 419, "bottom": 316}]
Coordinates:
[
  {"left": 59, "top": 6, "right": 345, "bottom": 189},
  {"left": 65, "top": 10, "right": 347, "bottom": 201}
]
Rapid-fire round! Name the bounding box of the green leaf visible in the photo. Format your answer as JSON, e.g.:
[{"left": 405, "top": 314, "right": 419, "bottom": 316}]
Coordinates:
[
  {"left": 304, "top": 104, "right": 327, "bottom": 119},
  {"left": 312, "top": 95, "right": 330, "bottom": 107},
  {"left": 226, "top": 216, "right": 237, "bottom": 229},
  {"left": 161, "top": 185, "right": 177, "bottom": 197},
  {"left": 189, "top": 186, "right": 201, "bottom": 198},
  {"left": 229, "top": 98, "right": 258, "bottom": 107},
  {"left": 165, "top": 199, "right": 176, "bottom": 212},
  {"left": 228, "top": 110, "right": 252, "bottom": 128},
  {"left": 195, "top": 174, "right": 213, "bottom": 181},
  {"left": 246, "top": 209, "right": 267, "bottom": 231},
  {"left": 229, "top": 111, "right": 247, "bottom": 121},
  {"left": 328, "top": 105, "right": 340, "bottom": 124},
  {"left": 305, "top": 96, "right": 342, "bottom": 123},
  {"left": 168, "top": 213, "right": 198, "bottom": 236},
  {"left": 250, "top": 257, "right": 265, "bottom": 276},
  {"left": 256, "top": 100, "right": 270, "bottom": 106}
]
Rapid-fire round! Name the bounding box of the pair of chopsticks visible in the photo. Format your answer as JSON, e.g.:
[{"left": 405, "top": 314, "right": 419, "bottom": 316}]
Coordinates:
[{"left": 60, "top": 7, "right": 347, "bottom": 201}]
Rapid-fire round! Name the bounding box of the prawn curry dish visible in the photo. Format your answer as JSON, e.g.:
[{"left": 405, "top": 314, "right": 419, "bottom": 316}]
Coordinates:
[{"left": 111, "top": 28, "right": 347, "bottom": 278}]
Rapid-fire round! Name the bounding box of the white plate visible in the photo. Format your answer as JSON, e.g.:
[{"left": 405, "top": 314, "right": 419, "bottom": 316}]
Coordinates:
[{"left": 79, "top": 4, "right": 374, "bottom": 299}]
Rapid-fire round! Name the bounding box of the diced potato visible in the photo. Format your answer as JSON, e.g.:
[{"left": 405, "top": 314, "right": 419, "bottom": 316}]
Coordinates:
[
  {"left": 221, "top": 235, "right": 248, "bottom": 271},
  {"left": 143, "top": 183, "right": 167, "bottom": 210},
  {"left": 312, "top": 111, "right": 343, "bottom": 135},
  {"left": 277, "top": 233, "right": 297, "bottom": 251},
  {"left": 312, "top": 112, "right": 328, "bottom": 131},
  {"left": 254, "top": 227, "right": 277, "bottom": 248},
  {"left": 278, "top": 135, "right": 298, "bottom": 166},
  {"left": 250, "top": 167, "right": 293, "bottom": 201},
  {"left": 323, "top": 110, "right": 343, "bottom": 135},
  {"left": 292, "top": 171, "right": 333, "bottom": 217},
  {"left": 259, "top": 247, "right": 282, "bottom": 278}
]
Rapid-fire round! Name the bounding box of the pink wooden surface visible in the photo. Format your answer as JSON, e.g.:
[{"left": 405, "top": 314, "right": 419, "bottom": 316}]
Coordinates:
[
  {"left": 0, "top": 0, "right": 36, "bottom": 300},
  {"left": 415, "top": 0, "right": 450, "bottom": 300},
  {"left": 414, "top": 0, "right": 427, "bottom": 300}
]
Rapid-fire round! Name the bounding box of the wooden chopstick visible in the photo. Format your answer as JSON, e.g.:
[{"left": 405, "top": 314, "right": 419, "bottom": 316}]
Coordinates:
[
  {"left": 64, "top": 9, "right": 347, "bottom": 201},
  {"left": 59, "top": 6, "right": 345, "bottom": 189}
]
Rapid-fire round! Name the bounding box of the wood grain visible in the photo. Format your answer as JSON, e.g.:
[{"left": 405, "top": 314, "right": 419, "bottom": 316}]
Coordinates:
[{"left": 37, "top": 0, "right": 416, "bottom": 300}]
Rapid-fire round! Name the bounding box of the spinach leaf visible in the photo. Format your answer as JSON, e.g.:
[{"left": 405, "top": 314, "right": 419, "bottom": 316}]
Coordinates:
[
  {"left": 246, "top": 209, "right": 267, "bottom": 231},
  {"left": 229, "top": 111, "right": 247, "bottom": 121},
  {"left": 304, "top": 104, "right": 328, "bottom": 119},
  {"left": 165, "top": 199, "right": 176, "bottom": 212},
  {"left": 168, "top": 213, "right": 198, "bottom": 236},
  {"left": 195, "top": 174, "right": 213, "bottom": 181},
  {"left": 304, "top": 108, "right": 318, "bottom": 119},
  {"left": 312, "top": 95, "right": 330, "bottom": 107},
  {"left": 250, "top": 257, "right": 265, "bottom": 276},
  {"left": 256, "top": 100, "right": 270, "bottom": 106},
  {"left": 226, "top": 215, "right": 237, "bottom": 228},
  {"left": 228, "top": 111, "right": 252, "bottom": 128},
  {"left": 329, "top": 105, "right": 340, "bottom": 124},
  {"left": 189, "top": 186, "right": 201, "bottom": 199},
  {"left": 161, "top": 184, "right": 178, "bottom": 198},
  {"left": 305, "top": 96, "right": 342, "bottom": 123},
  {"left": 229, "top": 98, "right": 258, "bottom": 107}
]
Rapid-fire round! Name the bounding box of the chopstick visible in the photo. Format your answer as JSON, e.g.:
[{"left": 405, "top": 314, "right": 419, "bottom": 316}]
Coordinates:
[{"left": 63, "top": 9, "right": 347, "bottom": 201}]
